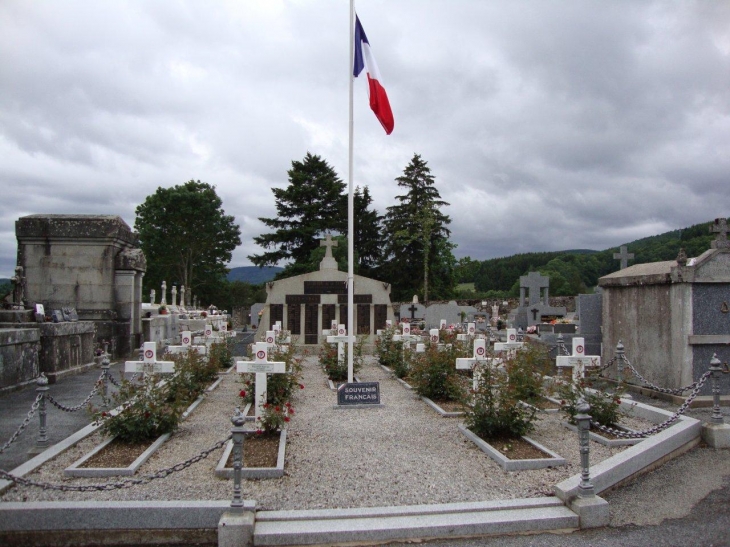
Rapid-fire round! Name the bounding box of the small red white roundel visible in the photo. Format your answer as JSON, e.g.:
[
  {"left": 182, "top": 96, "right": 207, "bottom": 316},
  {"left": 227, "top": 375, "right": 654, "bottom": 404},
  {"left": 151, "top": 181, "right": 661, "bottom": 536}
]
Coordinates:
[
  {"left": 431, "top": 335, "right": 438, "bottom": 343},
  {"left": 256, "top": 350, "right": 266, "bottom": 360},
  {"left": 469, "top": 327, "right": 474, "bottom": 333},
  {"left": 267, "top": 337, "right": 274, "bottom": 344},
  {"left": 509, "top": 334, "right": 516, "bottom": 341},
  {"left": 576, "top": 345, "right": 584, "bottom": 354},
  {"left": 339, "top": 329, "right": 344, "bottom": 335},
  {"left": 476, "top": 347, "right": 485, "bottom": 356},
  {"left": 183, "top": 337, "right": 189, "bottom": 344},
  {"left": 205, "top": 328, "right": 212, "bottom": 336},
  {"left": 144, "top": 349, "right": 154, "bottom": 359}
]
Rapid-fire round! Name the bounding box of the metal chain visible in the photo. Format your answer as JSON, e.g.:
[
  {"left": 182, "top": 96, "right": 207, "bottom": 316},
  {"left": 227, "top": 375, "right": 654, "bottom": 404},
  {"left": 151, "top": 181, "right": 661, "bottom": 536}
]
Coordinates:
[
  {"left": 107, "top": 371, "right": 123, "bottom": 387},
  {"left": 45, "top": 372, "right": 105, "bottom": 413},
  {"left": 0, "top": 434, "right": 231, "bottom": 491},
  {"left": 619, "top": 355, "right": 703, "bottom": 395},
  {"left": 0, "top": 394, "right": 43, "bottom": 455},
  {"left": 591, "top": 370, "right": 712, "bottom": 439}
]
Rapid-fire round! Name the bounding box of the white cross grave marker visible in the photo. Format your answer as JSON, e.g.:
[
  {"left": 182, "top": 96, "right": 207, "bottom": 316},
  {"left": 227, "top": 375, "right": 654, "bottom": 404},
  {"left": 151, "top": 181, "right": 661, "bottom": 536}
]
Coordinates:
[
  {"left": 494, "top": 328, "right": 524, "bottom": 353},
  {"left": 556, "top": 337, "right": 601, "bottom": 383},
  {"left": 326, "top": 324, "right": 350, "bottom": 370},
  {"left": 236, "top": 342, "right": 287, "bottom": 421},
  {"left": 125, "top": 342, "right": 176, "bottom": 375},
  {"left": 166, "top": 331, "right": 208, "bottom": 355},
  {"left": 455, "top": 338, "right": 491, "bottom": 390}
]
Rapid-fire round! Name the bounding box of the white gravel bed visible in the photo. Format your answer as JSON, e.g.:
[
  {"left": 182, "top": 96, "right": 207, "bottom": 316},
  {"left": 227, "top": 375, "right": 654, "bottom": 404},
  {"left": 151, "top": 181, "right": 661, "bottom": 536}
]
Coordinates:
[{"left": 2, "top": 356, "right": 642, "bottom": 510}]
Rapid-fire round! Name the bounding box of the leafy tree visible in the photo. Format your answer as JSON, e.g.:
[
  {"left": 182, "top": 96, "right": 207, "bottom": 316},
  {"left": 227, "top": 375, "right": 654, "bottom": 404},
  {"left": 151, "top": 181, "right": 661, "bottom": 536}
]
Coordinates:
[
  {"left": 380, "top": 154, "right": 456, "bottom": 301},
  {"left": 249, "top": 153, "right": 347, "bottom": 278},
  {"left": 134, "top": 180, "right": 241, "bottom": 304}
]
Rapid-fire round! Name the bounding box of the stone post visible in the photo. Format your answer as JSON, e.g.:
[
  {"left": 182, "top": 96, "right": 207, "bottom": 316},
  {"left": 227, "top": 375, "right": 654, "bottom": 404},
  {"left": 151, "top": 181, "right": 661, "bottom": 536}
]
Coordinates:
[
  {"left": 100, "top": 353, "right": 110, "bottom": 406},
  {"left": 36, "top": 373, "right": 49, "bottom": 448},
  {"left": 180, "top": 286, "right": 186, "bottom": 308},
  {"left": 231, "top": 407, "right": 245, "bottom": 509},
  {"left": 150, "top": 289, "right": 156, "bottom": 305},
  {"left": 160, "top": 281, "right": 167, "bottom": 306},
  {"left": 171, "top": 285, "right": 178, "bottom": 308},
  {"left": 702, "top": 354, "right": 730, "bottom": 448},
  {"left": 575, "top": 399, "right": 594, "bottom": 498},
  {"left": 615, "top": 340, "right": 625, "bottom": 384}
]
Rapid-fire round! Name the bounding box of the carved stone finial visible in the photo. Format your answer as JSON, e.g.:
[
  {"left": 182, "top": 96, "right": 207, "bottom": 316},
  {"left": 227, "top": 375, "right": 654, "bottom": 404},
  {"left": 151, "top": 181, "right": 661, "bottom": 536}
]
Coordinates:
[{"left": 676, "top": 247, "right": 687, "bottom": 267}]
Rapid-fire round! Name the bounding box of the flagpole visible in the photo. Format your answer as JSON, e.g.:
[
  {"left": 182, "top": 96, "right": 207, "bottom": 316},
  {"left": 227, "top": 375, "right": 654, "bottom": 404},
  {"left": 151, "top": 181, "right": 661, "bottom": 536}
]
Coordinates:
[{"left": 347, "top": 0, "right": 355, "bottom": 383}]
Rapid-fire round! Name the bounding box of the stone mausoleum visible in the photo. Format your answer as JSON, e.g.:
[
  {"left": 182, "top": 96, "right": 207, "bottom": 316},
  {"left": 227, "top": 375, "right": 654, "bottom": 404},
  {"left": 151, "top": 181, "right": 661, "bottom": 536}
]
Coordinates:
[
  {"left": 0, "top": 215, "right": 146, "bottom": 388},
  {"left": 257, "top": 236, "right": 394, "bottom": 345},
  {"left": 599, "top": 219, "right": 730, "bottom": 395}
]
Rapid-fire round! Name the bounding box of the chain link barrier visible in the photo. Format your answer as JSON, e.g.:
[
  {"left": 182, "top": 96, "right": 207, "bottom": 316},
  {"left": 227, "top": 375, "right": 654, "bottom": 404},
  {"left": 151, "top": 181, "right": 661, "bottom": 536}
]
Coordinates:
[
  {"left": 618, "top": 354, "right": 705, "bottom": 396},
  {"left": 591, "top": 370, "right": 712, "bottom": 439},
  {"left": 45, "top": 372, "right": 105, "bottom": 413},
  {"left": 0, "top": 434, "right": 231, "bottom": 492},
  {"left": 0, "top": 394, "right": 43, "bottom": 455}
]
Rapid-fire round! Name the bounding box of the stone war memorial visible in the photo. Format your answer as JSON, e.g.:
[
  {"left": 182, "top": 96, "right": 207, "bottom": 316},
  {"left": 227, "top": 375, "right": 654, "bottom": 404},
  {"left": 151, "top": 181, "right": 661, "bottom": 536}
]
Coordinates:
[
  {"left": 257, "top": 235, "right": 394, "bottom": 345},
  {"left": 0, "top": 215, "right": 146, "bottom": 388}
]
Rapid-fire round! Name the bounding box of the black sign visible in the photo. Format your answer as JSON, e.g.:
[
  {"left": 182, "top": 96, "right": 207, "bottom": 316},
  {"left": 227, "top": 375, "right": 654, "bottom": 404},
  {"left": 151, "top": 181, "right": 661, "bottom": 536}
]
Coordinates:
[
  {"left": 285, "top": 294, "right": 321, "bottom": 305},
  {"left": 337, "top": 382, "right": 380, "bottom": 405},
  {"left": 304, "top": 281, "right": 347, "bottom": 295}
]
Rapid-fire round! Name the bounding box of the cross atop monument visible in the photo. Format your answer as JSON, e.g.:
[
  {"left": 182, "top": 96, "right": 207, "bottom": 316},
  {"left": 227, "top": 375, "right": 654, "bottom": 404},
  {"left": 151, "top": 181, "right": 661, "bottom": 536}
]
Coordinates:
[
  {"left": 710, "top": 218, "right": 730, "bottom": 249},
  {"left": 319, "top": 234, "right": 339, "bottom": 270},
  {"left": 613, "top": 245, "right": 635, "bottom": 270},
  {"left": 520, "top": 272, "right": 550, "bottom": 306}
]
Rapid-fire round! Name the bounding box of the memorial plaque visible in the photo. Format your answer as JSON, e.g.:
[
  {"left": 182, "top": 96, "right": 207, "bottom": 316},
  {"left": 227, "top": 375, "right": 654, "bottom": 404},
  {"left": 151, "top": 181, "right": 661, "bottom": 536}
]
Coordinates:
[
  {"left": 52, "top": 310, "right": 64, "bottom": 323},
  {"left": 287, "top": 303, "right": 301, "bottom": 335},
  {"left": 304, "top": 281, "right": 347, "bottom": 295},
  {"left": 374, "top": 304, "right": 387, "bottom": 331},
  {"left": 337, "top": 294, "right": 373, "bottom": 304},
  {"left": 269, "top": 304, "right": 283, "bottom": 330},
  {"left": 239, "top": 361, "right": 286, "bottom": 374},
  {"left": 337, "top": 382, "right": 380, "bottom": 405},
  {"left": 286, "top": 294, "right": 321, "bottom": 305},
  {"left": 304, "top": 303, "right": 319, "bottom": 345},
  {"left": 357, "top": 303, "right": 371, "bottom": 335},
  {"left": 322, "top": 304, "right": 336, "bottom": 331}
]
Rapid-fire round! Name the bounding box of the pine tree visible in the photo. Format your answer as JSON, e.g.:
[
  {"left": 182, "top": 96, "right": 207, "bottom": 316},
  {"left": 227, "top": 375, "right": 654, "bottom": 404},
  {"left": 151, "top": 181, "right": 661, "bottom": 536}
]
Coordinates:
[
  {"left": 249, "top": 153, "right": 347, "bottom": 277},
  {"left": 354, "top": 186, "right": 384, "bottom": 277},
  {"left": 381, "top": 154, "right": 456, "bottom": 301}
]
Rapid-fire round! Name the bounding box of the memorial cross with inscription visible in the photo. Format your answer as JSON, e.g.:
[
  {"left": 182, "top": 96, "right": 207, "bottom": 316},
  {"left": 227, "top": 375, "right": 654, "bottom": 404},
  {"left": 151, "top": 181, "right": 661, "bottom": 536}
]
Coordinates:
[
  {"left": 556, "top": 337, "right": 601, "bottom": 383},
  {"left": 493, "top": 328, "right": 524, "bottom": 353},
  {"left": 166, "top": 331, "right": 208, "bottom": 356},
  {"left": 125, "top": 342, "right": 176, "bottom": 376},
  {"left": 236, "top": 342, "right": 287, "bottom": 421},
  {"left": 326, "top": 324, "right": 350, "bottom": 377}
]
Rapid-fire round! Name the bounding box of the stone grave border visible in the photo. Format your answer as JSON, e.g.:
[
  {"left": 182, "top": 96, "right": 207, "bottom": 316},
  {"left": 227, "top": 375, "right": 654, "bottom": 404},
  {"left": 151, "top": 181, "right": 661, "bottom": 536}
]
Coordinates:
[
  {"left": 420, "top": 396, "right": 466, "bottom": 418},
  {"left": 215, "top": 429, "right": 287, "bottom": 480},
  {"left": 457, "top": 425, "right": 567, "bottom": 471}
]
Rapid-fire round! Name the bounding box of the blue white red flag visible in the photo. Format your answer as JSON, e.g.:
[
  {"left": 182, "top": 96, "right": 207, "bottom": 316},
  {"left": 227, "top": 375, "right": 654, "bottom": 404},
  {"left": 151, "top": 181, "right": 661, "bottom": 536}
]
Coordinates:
[{"left": 353, "top": 15, "right": 394, "bottom": 135}]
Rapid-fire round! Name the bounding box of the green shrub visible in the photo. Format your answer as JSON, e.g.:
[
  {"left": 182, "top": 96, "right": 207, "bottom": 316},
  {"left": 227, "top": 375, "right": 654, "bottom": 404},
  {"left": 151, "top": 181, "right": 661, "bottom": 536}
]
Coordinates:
[
  {"left": 319, "top": 336, "right": 364, "bottom": 381},
  {"left": 409, "top": 344, "right": 468, "bottom": 402},
  {"left": 504, "top": 344, "right": 551, "bottom": 405},
  {"left": 558, "top": 380, "right": 623, "bottom": 427},
  {"left": 374, "top": 327, "right": 407, "bottom": 377},
  {"left": 208, "top": 339, "right": 235, "bottom": 370},
  {"left": 464, "top": 360, "right": 538, "bottom": 441}
]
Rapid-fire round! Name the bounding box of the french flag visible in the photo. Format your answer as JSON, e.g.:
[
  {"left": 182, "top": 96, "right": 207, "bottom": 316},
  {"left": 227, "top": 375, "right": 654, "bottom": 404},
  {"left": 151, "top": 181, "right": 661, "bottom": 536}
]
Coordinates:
[{"left": 353, "top": 15, "right": 394, "bottom": 135}]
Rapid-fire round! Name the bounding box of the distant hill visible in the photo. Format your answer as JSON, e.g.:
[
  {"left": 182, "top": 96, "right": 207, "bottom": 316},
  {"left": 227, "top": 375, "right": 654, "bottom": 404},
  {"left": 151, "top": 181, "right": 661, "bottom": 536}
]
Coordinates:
[{"left": 227, "top": 266, "right": 283, "bottom": 284}]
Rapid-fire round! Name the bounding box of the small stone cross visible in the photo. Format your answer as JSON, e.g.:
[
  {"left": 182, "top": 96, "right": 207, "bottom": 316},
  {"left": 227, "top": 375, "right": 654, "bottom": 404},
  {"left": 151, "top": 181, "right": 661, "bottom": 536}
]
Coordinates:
[
  {"left": 408, "top": 304, "right": 418, "bottom": 319},
  {"left": 710, "top": 218, "right": 730, "bottom": 249},
  {"left": 125, "top": 342, "right": 175, "bottom": 375},
  {"left": 613, "top": 245, "right": 635, "bottom": 270},
  {"left": 321, "top": 234, "right": 338, "bottom": 256}
]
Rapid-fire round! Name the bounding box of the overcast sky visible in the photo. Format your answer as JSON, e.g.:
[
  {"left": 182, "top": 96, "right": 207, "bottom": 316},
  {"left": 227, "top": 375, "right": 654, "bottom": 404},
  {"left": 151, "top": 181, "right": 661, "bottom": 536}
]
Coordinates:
[{"left": 1, "top": 0, "right": 729, "bottom": 278}]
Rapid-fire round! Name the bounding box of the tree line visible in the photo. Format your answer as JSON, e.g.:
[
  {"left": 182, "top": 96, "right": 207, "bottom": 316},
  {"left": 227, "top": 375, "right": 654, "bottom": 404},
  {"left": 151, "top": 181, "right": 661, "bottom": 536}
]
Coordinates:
[{"left": 131, "top": 161, "right": 724, "bottom": 313}]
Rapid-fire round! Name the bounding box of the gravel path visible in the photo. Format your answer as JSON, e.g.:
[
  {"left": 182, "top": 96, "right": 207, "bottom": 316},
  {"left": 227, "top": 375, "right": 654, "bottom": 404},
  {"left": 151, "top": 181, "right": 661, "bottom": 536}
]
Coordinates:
[{"left": 2, "top": 356, "right": 649, "bottom": 509}]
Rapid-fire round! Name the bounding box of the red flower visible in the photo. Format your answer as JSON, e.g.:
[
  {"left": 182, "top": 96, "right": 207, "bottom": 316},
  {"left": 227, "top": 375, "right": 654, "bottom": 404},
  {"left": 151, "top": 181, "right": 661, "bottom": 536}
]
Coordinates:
[
  {"left": 285, "top": 402, "right": 291, "bottom": 408},
  {"left": 299, "top": 384, "right": 305, "bottom": 389},
  {"left": 145, "top": 411, "right": 150, "bottom": 418},
  {"left": 263, "top": 403, "right": 270, "bottom": 409},
  {"left": 284, "top": 416, "right": 290, "bottom": 422},
  {"left": 101, "top": 412, "right": 107, "bottom": 417},
  {"left": 256, "top": 429, "right": 263, "bottom": 434},
  {"left": 288, "top": 408, "right": 295, "bottom": 415},
  {"left": 239, "top": 390, "right": 246, "bottom": 398}
]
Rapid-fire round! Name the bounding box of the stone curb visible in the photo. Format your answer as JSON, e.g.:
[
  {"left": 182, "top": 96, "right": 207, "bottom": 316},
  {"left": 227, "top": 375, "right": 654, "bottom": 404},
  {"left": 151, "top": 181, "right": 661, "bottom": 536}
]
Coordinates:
[
  {"left": 215, "top": 430, "right": 287, "bottom": 479},
  {"left": 421, "top": 396, "right": 466, "bottom": 417}
]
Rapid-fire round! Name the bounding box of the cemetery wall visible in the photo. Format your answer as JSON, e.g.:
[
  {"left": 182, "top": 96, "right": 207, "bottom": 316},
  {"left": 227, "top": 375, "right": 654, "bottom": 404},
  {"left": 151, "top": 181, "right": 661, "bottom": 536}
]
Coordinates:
[
  {"left": 0, "top": 329, "right": 40, "bottom": 390},
  {"left": 37, "top": 322, "right": 96, "bottom": 383}
]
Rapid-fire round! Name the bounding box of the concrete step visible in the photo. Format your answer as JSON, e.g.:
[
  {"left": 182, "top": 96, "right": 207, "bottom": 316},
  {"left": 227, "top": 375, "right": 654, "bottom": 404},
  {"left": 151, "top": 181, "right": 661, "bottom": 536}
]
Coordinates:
[{"left": 254, "top": 498, "right": 578, "bottom": 546}]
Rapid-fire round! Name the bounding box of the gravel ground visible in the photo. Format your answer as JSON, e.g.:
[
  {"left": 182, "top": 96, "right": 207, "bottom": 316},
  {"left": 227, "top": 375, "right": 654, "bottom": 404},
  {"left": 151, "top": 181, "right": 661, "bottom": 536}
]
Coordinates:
[{"left": 0, "top": 356, "right": 666, "bottom": 509}]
